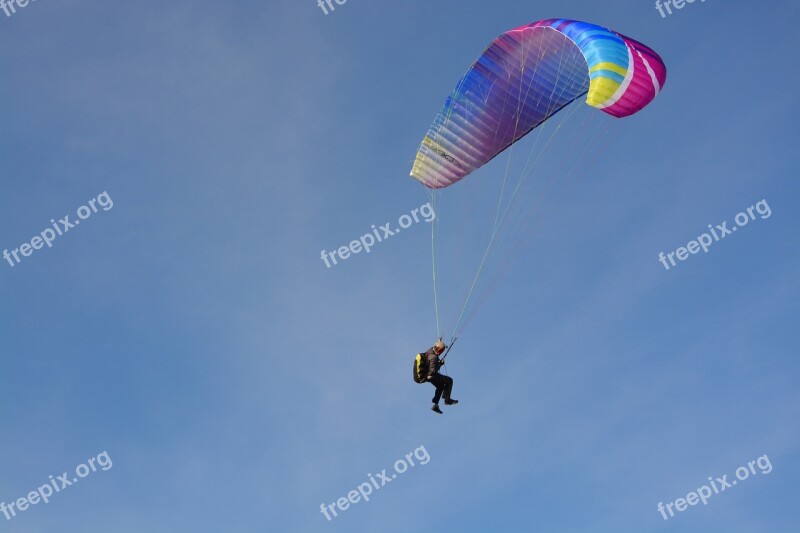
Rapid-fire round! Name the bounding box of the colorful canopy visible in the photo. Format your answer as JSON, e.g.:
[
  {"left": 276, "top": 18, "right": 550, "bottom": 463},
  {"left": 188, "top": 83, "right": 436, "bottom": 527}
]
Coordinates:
[{"left": 410, "top": 19, "right": 667, "bottom": 189}]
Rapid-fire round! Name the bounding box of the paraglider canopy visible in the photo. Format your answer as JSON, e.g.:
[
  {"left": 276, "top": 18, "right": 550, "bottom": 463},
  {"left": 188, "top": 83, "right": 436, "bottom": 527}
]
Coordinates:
[
  {"left": 408, "top": 18, "right": 666, "bottom": 343},
  {"left": 410, "top": 18, "right": 667, "bottom": 190}
]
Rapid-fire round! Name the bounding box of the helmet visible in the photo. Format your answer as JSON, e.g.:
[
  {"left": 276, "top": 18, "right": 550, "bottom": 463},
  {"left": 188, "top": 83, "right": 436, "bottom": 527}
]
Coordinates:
[{"left": 433, "top": 340, "right": 446, "bottom": 354}]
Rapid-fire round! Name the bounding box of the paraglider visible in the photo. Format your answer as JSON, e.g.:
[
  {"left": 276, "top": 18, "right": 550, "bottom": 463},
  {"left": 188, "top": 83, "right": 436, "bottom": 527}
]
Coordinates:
[
  {"left": 408, "top": 19, "right": 666, "bottom": 402},
  {"left": 413, "top": 339, "right": 458, "bottom": 414}
]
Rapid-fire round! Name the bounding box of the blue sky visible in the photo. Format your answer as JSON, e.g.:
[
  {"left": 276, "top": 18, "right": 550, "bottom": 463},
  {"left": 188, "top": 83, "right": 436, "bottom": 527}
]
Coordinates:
[{"left": 1, "top": 0, "right": 799, "bottom": 531}]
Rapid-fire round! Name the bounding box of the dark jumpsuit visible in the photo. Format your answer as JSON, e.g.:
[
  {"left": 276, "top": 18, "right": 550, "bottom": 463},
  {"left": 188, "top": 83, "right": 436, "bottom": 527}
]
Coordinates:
[{"left": 423, "top": 347, "right": 453, "bottom": 404}]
